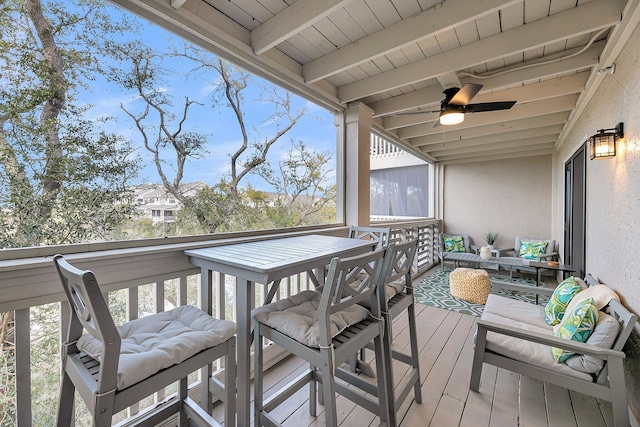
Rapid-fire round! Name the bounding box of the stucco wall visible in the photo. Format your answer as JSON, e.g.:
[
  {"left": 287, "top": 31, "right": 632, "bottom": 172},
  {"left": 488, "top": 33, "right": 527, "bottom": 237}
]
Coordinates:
[
  {"left": 553, "top": 22, "right": 640, "bottom": 422},
  {"left": 442, "top": 155, "right": 552, "bottom": 250}
]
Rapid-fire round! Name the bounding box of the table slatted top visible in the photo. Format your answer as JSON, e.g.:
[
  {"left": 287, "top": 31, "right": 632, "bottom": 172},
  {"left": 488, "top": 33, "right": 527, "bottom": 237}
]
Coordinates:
[{"left": 185, "top": 234, "right": 375, "bottom": 277}]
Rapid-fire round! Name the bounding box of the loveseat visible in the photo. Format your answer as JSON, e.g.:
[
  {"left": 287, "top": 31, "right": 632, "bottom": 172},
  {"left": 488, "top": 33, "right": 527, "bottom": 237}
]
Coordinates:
[{"left": 470, "top": 275, "right": 637, "bottom": 427}]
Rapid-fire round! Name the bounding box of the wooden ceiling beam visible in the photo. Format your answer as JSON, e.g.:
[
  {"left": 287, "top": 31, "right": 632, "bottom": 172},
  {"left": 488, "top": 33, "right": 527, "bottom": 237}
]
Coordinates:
[
  {"left": 434, "top": 142, "right": 556, "bottom": 162},
  {"left": 338, "top": 0, "right": 624, "bottom": 102},
  {"left": 303, "top": 0, "right": 521, "bottom": 83},
  {"left": 426, "top": 135, "right": 558, "bottom": 157},
  {"left": 251, "top": 0, "right": 356, "bottom": 55},
  {"left": 423, "top": 126, "right": 564, "bottom": 153},
  {"left": 440, "top": 149, "right": 554, "bottom": 165},
  {"left": 409, "top": 111, "right": 570, "bottom": 147}
]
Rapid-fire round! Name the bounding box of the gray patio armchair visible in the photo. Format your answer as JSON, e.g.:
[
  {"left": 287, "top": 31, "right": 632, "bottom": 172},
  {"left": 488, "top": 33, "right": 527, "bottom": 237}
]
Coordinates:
[
  {"left": 501, "top": 236, "right": 558, "bottom": 278},
  {"left": 436, "top": 233, "right": 477, "bottom": 271},
  {"left": 470, "top": 275, "right": 637, "bottom": 427}
]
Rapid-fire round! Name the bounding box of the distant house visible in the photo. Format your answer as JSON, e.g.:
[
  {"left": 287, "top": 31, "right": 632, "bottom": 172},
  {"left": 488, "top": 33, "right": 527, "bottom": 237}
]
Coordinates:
[{"left": 128, "top": 182, "right": 205, "bottom": 223}]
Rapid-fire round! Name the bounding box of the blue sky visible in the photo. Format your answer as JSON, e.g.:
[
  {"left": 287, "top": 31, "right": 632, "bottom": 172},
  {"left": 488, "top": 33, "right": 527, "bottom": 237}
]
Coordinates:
[{"left": 77, "top": 4, "right": 336, "bottom": 191}]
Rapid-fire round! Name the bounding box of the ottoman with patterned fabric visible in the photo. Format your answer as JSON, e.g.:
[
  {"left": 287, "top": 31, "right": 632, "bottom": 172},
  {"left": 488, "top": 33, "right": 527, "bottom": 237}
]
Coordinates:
[{"left": 449, "top": 268, "right": 491, "bottom": 304}]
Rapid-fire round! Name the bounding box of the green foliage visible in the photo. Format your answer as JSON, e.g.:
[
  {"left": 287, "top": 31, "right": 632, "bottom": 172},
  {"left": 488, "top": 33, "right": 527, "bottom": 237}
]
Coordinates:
[
  {"left": 0, "top": 1, "right": 142, "bottom": 423},
  {"left": 0, "top": 0, "right": 142, "bottom": 248},
  {"left": 484, "top": 230, "right": 499, "bottom": 245},
  {"left": 256, "top": 140, "right": 335, "bottom": 228}
]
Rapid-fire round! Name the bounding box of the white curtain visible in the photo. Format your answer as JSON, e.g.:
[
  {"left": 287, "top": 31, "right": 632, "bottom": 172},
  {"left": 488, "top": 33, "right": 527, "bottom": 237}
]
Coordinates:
[{"left": 370, "top": 165, "right": 429, "bottom": 217}]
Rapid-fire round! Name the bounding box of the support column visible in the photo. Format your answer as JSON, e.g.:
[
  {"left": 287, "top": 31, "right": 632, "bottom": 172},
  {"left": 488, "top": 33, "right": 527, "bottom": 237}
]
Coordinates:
[{"left": 335, "top": 102, "right": 373, "bottom": 226}]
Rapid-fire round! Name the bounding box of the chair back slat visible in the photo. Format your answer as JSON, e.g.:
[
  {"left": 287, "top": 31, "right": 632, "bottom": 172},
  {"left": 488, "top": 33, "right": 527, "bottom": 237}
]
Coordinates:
[
  {"left": 348, "top": 225, "right": 391, "bottom": 249},
  {"left": 607, "top": 299, "right": 638, "bottom": 352},
  {"left": 322, "top": 248, "right": 387, "bottom": 319},
  {"left": 54, "top": 255, "right": 121, "bottom": 393},
  {"left": 384, "top": 239, "right": 418, "bottom": 285}
]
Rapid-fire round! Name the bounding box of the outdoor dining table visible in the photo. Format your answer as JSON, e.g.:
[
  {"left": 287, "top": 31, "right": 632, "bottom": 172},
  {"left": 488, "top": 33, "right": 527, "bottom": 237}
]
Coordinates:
[{"left": 184, "top": 234, "right": 377, "bottom": 427}]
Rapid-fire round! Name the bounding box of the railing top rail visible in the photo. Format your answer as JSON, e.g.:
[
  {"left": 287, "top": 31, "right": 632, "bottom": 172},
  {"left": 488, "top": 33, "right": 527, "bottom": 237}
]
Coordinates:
[
  {"left": 0, "top": 223, "right": 344, "bottom": 261},
  {"left": 0, "top": 219, "right": 437, "bottom": 312}
]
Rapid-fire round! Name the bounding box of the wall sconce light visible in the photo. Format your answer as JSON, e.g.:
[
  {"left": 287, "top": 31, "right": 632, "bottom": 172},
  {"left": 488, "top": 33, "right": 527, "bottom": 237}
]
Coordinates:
[{"left": 589, "top": 122, "right": 623, "bottom": 160}]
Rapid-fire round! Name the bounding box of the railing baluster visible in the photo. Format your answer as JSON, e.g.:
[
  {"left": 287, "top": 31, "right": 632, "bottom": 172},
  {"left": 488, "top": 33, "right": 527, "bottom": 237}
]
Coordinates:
[
  {"left": 214, "top": 271, "right": 224, "bottom": 320},
  {"left": 231, "top": 276, "right": 237, "bottom": 323},
  {"left": 155, "top": 281, "right": 166, "bottom": 403},
  {"left": 178, "top": 274, "right": 188, "bottom": 306},
  {"left": 15, "top": 308, "right": 31, "bottom": 427},
  {"left": 127, "top": 286, "right": 140, "bottom": 417}
]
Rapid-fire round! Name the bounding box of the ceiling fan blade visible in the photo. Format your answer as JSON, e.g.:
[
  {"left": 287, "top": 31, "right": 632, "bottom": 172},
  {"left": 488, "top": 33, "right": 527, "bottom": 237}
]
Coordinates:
[
  {"left": 464, "top": 101, "right": 516, "bottom": 113},
  {"left": 449, "top": 83, "right": 482, "bottom": 105}
]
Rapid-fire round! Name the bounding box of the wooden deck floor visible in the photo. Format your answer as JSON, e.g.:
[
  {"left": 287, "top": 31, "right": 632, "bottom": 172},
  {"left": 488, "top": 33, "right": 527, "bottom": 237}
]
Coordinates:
[{"left": 237, "top": 302, "right": 614, "bottom": 427}]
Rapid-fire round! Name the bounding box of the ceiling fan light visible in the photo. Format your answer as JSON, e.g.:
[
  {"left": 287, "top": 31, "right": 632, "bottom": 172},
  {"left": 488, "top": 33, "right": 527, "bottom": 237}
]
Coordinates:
[{"left": 439, "top": 110, "right": 464, "bottom": 125}]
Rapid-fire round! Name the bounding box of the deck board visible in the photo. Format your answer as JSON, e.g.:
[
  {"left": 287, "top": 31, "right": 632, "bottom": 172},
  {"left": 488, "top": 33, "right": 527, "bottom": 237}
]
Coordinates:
[
  {"left": 490, "top": 369, "right": 520, "bottom": 426},
  {"left": 519, "top": 376, "right": 548, "bottom": 427},
  {"left": 545, "top": 383, "right": 577, "bottom": 427},
  {"left": 215, "top": 301, "right": 613, "bottom": 427},
  {"left": 571, "top": 391, "right": 607, "bottom": 427}
]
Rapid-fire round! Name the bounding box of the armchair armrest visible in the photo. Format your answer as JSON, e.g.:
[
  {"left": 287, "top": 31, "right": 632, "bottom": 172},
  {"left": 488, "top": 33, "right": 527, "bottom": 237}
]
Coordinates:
[
  {"left": 500, "top": 248, "right": 516, "bottom": 257},
  {"left": 476, "top": 319, "right": 626, "bottom": 360},
  {"left": 494, "top": 248, "right": 513, "bottom": 257},
  {"left": 539, "top": 251, "right": 558, "bottom": 260},
  {"left": 490, "top": 280, "right": 554, "bottom": 297},
  {"left": 469, "top": 244, "right": 479, "bottom": 253}
]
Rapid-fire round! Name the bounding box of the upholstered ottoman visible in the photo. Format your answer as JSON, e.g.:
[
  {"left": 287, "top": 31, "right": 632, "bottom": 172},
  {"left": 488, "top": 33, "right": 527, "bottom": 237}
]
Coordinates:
[{"left": 449, "top": 268, "right": 491, "bottom": 304}]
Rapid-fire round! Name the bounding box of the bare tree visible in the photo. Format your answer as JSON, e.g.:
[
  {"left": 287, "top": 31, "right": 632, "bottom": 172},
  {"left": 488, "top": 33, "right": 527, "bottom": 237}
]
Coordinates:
[
  {"left": 116, "top": 44, "right": 309, "bottom": 233},
  {"left": 256, "top": 140, "right": 335, "bottom": 227}
]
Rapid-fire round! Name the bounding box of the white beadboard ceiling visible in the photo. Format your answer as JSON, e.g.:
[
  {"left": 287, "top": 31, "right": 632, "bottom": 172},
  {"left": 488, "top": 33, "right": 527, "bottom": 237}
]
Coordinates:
[{"left": 111, "top": 0, "right": 640, "bottom": 163}]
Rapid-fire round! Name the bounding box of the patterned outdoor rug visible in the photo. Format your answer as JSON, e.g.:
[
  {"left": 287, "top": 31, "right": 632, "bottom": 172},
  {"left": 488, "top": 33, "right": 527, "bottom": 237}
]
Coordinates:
[{"left": 414, "top": 267, "right": 549, "bottom": 317}]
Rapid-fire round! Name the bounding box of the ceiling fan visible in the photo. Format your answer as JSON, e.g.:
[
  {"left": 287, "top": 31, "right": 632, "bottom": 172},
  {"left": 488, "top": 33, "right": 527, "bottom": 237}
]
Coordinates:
[{"left": 398, "top": 83, "right": 517, "bottom": 127}]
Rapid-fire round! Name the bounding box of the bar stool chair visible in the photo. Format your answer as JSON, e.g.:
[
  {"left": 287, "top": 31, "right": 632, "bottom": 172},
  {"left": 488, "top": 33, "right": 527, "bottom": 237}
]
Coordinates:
[
  {"left": 346, "top": 225, "right": 391, "bottom": 373},
  {"left": 252, "top": 248, "right": 394, "bottom": 427},
  {"left": 376, "top": 239, "right": 422, "bottom": 413},
  {"left": 53, "top": 254, "right": 237, "bottom": 427},
  {"left": 340, "top": 239, "right": 422, "bottom": 427},
  {"left": 348, "top": 225, "right": 391, "bottom": 249}
]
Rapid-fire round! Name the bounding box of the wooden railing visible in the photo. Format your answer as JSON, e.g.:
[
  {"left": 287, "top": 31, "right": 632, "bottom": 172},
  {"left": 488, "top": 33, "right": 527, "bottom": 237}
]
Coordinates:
[
  {"left": 0, "top": 219, "right": 440, "bottom": 426},
  {"left": 370, "top": 133, "right": 405, "bottom": 159}
]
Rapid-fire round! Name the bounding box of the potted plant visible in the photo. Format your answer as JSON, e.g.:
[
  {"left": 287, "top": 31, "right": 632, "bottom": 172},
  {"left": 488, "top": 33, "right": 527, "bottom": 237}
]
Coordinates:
[{"left": 484, "top": 231, "right": 498, "bottom": 249}]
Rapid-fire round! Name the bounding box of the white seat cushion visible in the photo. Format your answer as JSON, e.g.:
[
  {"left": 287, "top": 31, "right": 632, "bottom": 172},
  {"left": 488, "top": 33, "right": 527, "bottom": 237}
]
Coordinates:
[
  {"left": 252, "top": 290, "right": 370, "bottom": 348},
  {"left": 358, "top": 278, "right": 406, "bottom": 308},
  {"left": 77, "top": 305, "right": 237, "bottom": 390},
  {"left": 385, "top": 278, "right": 406, "bottom": 297},
  {"left": 481, "top": 311, "right": 593, "bottom": 382},
  {"left": 483, "top": 294, "right": 549, "bottom": 330}
]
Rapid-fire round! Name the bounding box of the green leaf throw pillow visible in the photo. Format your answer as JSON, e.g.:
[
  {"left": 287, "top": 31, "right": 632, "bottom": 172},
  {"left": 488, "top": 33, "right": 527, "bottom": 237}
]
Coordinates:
[
  {"left": 518, "top": 239, "right": 548, "bottom": 259},
  {"left": 443, "top": 235, "right": 465, "bottom": 252},
  {"left": 544, "top": 276, "right": 581, "bottom": 325},
  {"left": 551, "top": 297, "right": 598, "bottom": 363}
]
